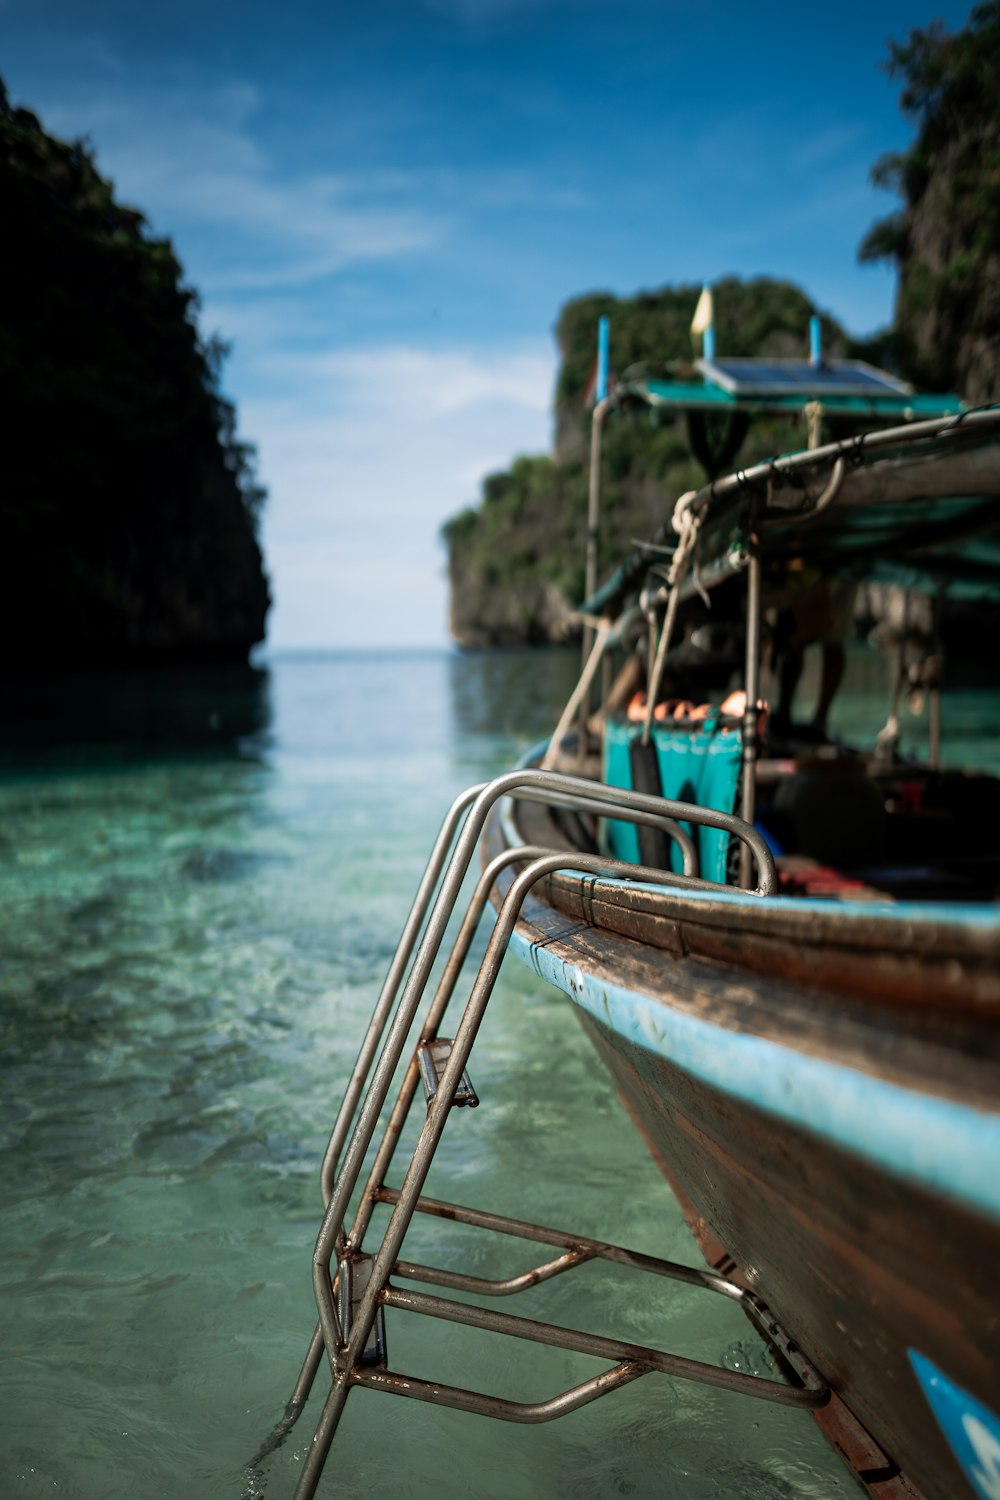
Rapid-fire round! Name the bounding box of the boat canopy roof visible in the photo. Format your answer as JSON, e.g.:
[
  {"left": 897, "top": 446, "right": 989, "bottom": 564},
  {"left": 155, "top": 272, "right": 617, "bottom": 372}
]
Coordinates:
[
  {"left": 687, "top": 408, "right": 1000, "bottom": 602},
  {"left": 617, "top": 357, "right": 964, "bottom": 421},
  {"left": 583, "top": 408, "right": 1000, "bottom": 614}
]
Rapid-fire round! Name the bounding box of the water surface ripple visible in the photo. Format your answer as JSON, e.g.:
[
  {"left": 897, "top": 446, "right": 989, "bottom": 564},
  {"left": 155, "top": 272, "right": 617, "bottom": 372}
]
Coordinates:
[{"left": 3, "top": 649, "right": 994, "bottom": 1499}]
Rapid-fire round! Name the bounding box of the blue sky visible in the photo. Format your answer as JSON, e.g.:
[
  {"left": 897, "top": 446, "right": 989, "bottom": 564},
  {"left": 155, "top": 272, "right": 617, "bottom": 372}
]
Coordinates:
[{"left": 4, "top": 0, "right": 975, "bottom": 648}]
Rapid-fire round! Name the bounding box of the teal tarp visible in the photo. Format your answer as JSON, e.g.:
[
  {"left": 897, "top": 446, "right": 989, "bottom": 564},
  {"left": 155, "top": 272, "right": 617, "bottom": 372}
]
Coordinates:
[{"left": 602, "top": 714, "right": 742, "bottom": 884}]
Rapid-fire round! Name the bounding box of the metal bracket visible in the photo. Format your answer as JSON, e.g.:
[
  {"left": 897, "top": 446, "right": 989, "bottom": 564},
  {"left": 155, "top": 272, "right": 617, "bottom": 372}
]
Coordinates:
[{"left": 416, "top": 1038, "right": 479, "bottom": 1109}]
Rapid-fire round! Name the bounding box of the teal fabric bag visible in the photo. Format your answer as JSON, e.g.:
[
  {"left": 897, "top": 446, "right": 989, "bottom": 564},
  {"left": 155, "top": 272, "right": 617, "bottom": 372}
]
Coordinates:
[{"left": 602, "top": 713, "right": 743, "bottom": 883}]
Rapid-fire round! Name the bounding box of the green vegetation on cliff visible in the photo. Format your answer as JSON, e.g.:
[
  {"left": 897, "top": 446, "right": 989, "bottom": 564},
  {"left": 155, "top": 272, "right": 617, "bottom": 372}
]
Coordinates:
[
  {"left": 0, "top": 81, "right": 270, "bottom": 668},
  {"left": 859, "top": 1, "right": 1000, "bottom": 404},
  {"left": 554, "top": 279, "right": 848, "bottom": 410}
]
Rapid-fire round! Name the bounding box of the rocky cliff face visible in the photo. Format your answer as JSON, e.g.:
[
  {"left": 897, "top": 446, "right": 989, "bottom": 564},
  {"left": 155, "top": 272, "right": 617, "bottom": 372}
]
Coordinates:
[
  {"left": 891, "top": 128, "right": 1000, "bottom": 406},
  {"left": 444, "top": 454, "right": 587, "bottom": 647},
  {"left": 0, "top": 84, "right": 270, "bottom": 669},
  {"left": 860, "top": 5, "right": 1000, "bottom": 405},
  {"left": 448, "top": 572, "right": 576, "bottom": 649}
]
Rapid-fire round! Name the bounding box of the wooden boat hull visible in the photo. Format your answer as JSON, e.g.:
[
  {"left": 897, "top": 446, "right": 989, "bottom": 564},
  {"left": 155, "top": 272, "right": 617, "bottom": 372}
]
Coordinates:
[
  {"left": 577, "top": 1009, "right": 996, "bottom": 1500},
  {"left": 488, "top": 807, "right": 1000, "bottom": 1500}
]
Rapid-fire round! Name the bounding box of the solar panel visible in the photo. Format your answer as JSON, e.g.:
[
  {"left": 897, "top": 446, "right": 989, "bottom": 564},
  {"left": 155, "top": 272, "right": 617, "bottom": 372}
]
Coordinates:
[{"left": 697, "top": 357, "right": 913, "bottom": 399}]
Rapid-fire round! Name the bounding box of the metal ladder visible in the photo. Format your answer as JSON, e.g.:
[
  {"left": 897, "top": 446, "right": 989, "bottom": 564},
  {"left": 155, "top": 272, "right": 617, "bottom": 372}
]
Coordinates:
[{"left": 248, "top": 769, "right": 825, "bottom": 1498}]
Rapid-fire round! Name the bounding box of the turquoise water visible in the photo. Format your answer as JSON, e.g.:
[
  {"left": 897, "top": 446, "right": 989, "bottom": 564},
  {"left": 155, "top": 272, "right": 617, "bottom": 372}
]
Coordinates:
[{"left": 1, "top": 648, "right": 994, "bottom": 1500}]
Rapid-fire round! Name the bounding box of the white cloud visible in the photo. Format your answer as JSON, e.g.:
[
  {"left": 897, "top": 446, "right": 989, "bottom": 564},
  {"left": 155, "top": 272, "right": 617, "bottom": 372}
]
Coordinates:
[
  {"left": 35, "top": 84, "right": 446, "bottom": 291},
  {"left": 789, "top": 123, "right": 870, "bottom": 170},
  {"left": 284, "top": 345, "right": 554, "bottom": 417},
  {"left": 247, "top": 341, "right": 556, "bottom": 647},
  {"left": 264, "top": 537, "right": 449, "bottom": 650}
]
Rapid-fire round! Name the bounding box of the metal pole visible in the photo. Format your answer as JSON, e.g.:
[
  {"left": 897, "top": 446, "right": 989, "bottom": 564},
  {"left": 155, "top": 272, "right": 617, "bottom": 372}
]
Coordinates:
[
  {"left": 583, "top": 399, "right": 610, "bottom": 627},
  {"left": 547, "top": 622, "right": 609, "bottom": 768},
  {"left": 580, "top": 397, "right": 611, "bottom": 753},
  {"left": 583, "top": 316, "right": 611, "bottom": 664},
  {"left": 809, "top": 314, "right": 822, "bottom": 367},
  {"left": 739, "top": 536, "right": 763, "bottom": 889},
  {"left": 319, "top": 784, "right": 484, "bottom": 1206},
  {"left": 929, "top": 594, "right": 942, "bottom": 769},
  {"left": 929, "top": 680, "right": 942, "bottom": 769}
]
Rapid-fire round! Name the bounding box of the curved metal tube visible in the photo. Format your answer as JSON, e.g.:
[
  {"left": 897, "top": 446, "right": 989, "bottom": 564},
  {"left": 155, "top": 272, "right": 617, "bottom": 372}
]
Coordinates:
[
  {"left": 279, "top": 838, "right": 551, "bottom": 1434},
  {"left": 512, "top": 783, "right": 699, "bottom": 877},
  {"left": 275, "top": 770, "right": 773, "bottom": 1493},
  {"left": 318, "top": 782, "right": 486, "bottom": 1206},
  {"left": 801, "top": 453, "right": 846, "bottom": 520},
  {"left": 322, "top": 769, "right": 771, "bottom": 1273},
  {"left": 313, "top": 773, "right": 772, "bottom": 1348},
  {"left": 391, "top": 1247, "right": 597, "bottom": 1297},
  {"left": 312, "top": 772, "right": 774, "bottom": 1363},
  {"left": 379, "top": 1284, "right": 827, "bottom": 1410},
  {"left": 299, "top": 823, "right": 773, "bottom": 1497},
  {"left": 353, "top": 1355, "right": 649, "bottom": 1425}
]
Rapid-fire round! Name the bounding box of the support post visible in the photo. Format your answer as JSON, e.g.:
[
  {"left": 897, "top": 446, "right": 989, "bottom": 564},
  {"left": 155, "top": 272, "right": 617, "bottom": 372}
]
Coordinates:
[
  {"left": 580, "top": 396, "right": 611, "bottom": 758},
  {"left": 583, "top": 398, "right": 611, "bottom": 647},
  {"left": 809, "top": 314, "right": 822, "bottom": 367},
  {"left": 929, "top": 593, "right": 942, "bottom": 769},
  {"left": 739, "top": 538, "right": 763, "bottom": 888}
]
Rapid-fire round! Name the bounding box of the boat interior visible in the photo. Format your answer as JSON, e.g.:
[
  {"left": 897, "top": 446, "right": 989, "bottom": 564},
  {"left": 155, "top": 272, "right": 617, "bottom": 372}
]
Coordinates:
[
  {"left": 535, "top": 707, "right": 1000, "bottom": 907},
  {"left": 533, "top": 407, "right": 1000, "bottom": 910}
]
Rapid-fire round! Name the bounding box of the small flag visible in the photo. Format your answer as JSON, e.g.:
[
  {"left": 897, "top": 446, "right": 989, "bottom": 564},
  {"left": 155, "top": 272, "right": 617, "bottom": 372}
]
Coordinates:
[{"left": 690, "top": 284, "right": 714, "bottom": 337}]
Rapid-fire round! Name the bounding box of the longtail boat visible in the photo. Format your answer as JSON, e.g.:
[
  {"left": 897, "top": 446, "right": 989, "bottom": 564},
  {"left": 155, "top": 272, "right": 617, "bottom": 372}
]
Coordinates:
[
  {"left": 253, "top": 361, "right": 1000, "bottom": 1500},
  {"left": 491, "top": 400, "right": 1000, "bottom": 1500}
]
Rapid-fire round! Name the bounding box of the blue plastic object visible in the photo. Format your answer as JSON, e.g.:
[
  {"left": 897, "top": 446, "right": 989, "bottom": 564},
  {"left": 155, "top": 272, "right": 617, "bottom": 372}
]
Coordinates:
[
  {"left": 596, "top": 316, "right": 610, "bottom": 403},
  {"left": 602, "top": 714, "right": 743, "bottom": 883}
]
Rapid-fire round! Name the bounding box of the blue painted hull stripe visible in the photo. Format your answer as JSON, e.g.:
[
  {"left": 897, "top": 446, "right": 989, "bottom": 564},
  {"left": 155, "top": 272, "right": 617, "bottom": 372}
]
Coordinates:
[{"left": 512, "top": 929, "right": 1000, "bottom": 1224}]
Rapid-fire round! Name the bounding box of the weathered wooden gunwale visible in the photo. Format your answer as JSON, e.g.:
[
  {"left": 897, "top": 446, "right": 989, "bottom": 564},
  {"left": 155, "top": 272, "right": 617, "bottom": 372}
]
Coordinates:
[{"left": 512, "top": 798, "right": 1000, "bottom": 1020}]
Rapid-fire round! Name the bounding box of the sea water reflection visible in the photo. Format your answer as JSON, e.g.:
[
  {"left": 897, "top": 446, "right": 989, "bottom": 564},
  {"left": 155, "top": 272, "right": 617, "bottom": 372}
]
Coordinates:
[{"left": 7, "top": 646, "right": 984, "bottom": 1499}]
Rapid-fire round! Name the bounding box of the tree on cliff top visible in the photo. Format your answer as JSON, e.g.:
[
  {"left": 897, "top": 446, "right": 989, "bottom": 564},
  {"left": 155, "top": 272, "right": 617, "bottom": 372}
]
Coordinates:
[
  {"left": 859, "top": 2, "right": 1000, "bottom": 402},
  {"left": 0, "top": 80, "right": 269, "bottom": 667}
]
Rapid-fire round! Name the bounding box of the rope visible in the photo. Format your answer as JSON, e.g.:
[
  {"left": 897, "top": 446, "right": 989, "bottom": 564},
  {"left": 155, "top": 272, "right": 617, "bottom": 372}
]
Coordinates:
[
  {"left": 804, "top": 400, "right": 823, "bottom": 450},
  {"left": 542, "top": 619, "right": 612, "bottom": 769},
  {"left": 641, "top": 491, "right": 704, "bottom": 746}
]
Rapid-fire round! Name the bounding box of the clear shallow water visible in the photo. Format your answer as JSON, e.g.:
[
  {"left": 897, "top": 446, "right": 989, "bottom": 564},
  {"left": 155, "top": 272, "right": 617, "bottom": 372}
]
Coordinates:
[{"left": 1, "top": 648, "right": 995, "bottom": 1500}]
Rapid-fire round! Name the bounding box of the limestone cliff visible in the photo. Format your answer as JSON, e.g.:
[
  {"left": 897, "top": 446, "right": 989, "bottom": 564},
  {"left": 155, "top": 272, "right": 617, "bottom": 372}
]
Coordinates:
[
  {"left": 0, "top": 83, "right": 270, "bottom": 669},
  {"left": 859, "top": 3, "right": 1000, "bottom": 405}
]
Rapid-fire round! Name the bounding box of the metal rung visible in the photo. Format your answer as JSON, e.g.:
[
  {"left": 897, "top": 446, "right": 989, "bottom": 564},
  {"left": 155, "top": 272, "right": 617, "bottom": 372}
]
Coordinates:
[
  {"left": 417, "top": 1038, "right": 479, "bottom": 1109},
  {"left": 373, "top": 1192, "right": 827, "bottom": 1411},
  {"left": 335, "top": 1254, "right": 387, "bottom": 1368},
  {"left": 377, "top": 1279, "right": 827, "bottom": 1412}
]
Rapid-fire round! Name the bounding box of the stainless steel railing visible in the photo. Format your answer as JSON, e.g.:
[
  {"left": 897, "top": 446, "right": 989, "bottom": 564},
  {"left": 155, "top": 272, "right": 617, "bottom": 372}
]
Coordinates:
[{"left": 247, "top": 770, "right": 790, "bottom": 1500}]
